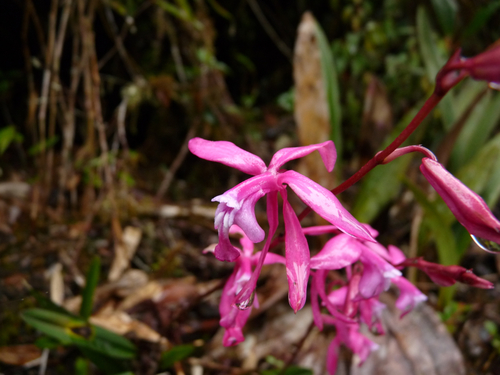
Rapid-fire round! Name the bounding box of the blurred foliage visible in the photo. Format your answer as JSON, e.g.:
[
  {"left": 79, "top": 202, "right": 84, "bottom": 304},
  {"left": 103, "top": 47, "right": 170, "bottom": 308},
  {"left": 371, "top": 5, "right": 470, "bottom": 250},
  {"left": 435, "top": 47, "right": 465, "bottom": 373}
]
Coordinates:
[{"left": 21, "top": 258, "right": 137, "bottom": 374}]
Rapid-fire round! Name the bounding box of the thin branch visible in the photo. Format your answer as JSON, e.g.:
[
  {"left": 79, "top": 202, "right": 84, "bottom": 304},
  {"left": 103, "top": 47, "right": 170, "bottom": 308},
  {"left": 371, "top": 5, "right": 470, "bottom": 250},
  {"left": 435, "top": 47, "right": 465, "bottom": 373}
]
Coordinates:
[
  {"left": 156, "top": 125, "right": 197, "bottom": 199},
  {"left": 247, "top": 0, "right": 293, "bottom": 60}
]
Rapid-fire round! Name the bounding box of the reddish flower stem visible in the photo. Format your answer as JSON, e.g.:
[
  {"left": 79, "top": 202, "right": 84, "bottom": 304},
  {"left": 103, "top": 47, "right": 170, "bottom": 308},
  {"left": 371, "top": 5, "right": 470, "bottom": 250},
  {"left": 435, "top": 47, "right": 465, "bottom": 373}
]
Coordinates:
[{"left": 297, "top": 91, "right": 443, "bottom": 222}]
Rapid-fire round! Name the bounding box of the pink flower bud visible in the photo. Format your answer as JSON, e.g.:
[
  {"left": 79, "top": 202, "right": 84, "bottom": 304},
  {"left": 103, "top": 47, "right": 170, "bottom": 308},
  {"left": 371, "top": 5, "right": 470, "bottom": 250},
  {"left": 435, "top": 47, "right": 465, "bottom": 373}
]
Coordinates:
[{"left": 420, "top": 158, "right": 500, "bottom": 250}]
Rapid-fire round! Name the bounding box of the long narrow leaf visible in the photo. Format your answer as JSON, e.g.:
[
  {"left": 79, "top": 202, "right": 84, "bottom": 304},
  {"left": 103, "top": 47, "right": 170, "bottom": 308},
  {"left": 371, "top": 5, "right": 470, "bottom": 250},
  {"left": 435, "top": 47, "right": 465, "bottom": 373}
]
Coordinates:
[
  {"left": 416, "top": 6, "right": 455, "bottom": 130},
  {"left": 314, "top": 21, "right": 342, "bottom": 159},
  {"left": 80, "top": 256, "right": 101, "bottom": 320}
]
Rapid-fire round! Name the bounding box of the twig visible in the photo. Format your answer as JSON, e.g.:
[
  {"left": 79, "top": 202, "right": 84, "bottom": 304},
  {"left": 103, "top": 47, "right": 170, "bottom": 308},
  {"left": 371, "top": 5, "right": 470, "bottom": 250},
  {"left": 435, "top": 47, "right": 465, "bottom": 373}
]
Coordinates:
[
  {"left": 163, "top": 12, "right": 187, "bottom": 84},
  {"left": 407, "top": 207, "right": 423, "bottom": 285},
  {"left": 246, "top": 0, "right": 292, "bottom": 60},
  {"left": 37, "top": 0, "right": 58, "bottom": 184},
  {"left": 58, "top": 14, "right": 83, "bottom": 212},
  {"left": 38, "top": 348, "right": 49, "bottom": 375},
  {"left": 156, "top": 125, "right": 197, "bottom": 199},
  {"left": 22, "top": 0, "right": 38, "bottom": 144},
  {"left": 46, "top": 0, "right": 73, "bottom": 204}
]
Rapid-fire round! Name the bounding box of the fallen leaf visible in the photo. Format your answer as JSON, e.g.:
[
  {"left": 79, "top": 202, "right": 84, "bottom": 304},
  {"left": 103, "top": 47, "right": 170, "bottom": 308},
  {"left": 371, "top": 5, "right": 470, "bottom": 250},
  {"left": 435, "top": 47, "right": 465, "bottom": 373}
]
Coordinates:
[
  {"left": 109, "top": 226, "right": 143, "bottom": 282},
  {"left": 0, "top": 345, "right": 41, "bottom": 365}
]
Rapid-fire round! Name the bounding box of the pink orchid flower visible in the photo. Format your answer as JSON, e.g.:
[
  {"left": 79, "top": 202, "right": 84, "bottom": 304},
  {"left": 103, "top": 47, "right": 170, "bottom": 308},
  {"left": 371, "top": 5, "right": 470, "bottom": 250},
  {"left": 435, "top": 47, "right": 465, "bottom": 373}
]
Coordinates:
[
  {"left": 420, "top": 157, "right": 500, "bottom": 250},
  {"left": 189, "top": 137, "right": 374, "bottom": 312},
  {"left": 217, "top": 225, "right": 285, "bottom": 346}
]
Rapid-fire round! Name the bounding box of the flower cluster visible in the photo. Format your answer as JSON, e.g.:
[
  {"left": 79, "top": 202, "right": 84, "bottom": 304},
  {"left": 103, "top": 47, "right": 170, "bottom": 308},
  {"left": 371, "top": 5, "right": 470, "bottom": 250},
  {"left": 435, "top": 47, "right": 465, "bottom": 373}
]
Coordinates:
[{"left": 189, "top": 137, "right": 495, "bottom": 374}]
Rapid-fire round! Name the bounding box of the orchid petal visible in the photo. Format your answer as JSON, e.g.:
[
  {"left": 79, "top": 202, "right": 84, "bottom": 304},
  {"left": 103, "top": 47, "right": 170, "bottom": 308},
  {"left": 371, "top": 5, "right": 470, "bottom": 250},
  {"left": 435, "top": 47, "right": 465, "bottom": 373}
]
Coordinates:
[
  {"left": 310, "top": 234, "right": 362, "bottom": 269},
  {"left": 388, "top": 245, "right": 406, "bottom": 265},
  {"left": 188, "top": 137, "right": 267, "bottom": 175},
  {"left": 280, "top": 170, "right": 375, "bottom": 242},
  {"left": 302, "top": 225, "right": 339, "bottom": 236},
  {"left": 311, "top": 272, "right": 324, "bottom": 330},
  {"left": 258, "top": 252, "right": 286, "bottom": 265},
  {"left": 235, "top": 192, "right": 279, "bottom": 307},
  {"left": 268, "top": 140, "right": 336, "bottom": 172},
  {"left": 326, "top": 338, "right": 340, "bottom": 375},
  {"left": 391, "top": 276, "right": 427, "bottom": 317},
  {"left": 223, "top": 327, "right": 245, "bottom": 346},
  {"left": 229, "top": 225, "right": 254, "bottom": 255},
  {"left": 233, "top": 191, "right": 266, "bottom": 243},
  {"left": 327, "top": 286, "right": 348, "bottom": 307},
  {"left": 214, "top": 227, "right": 241, "bottom": 262},
  {"left": 282, "top": 190, "right": 310, "bottom": 313},
  {"left": 358, "top": 247, "right": 401, "bottom": 298},
  {"left": 420, "top": 157, "right": 500, "bottom": 246}
]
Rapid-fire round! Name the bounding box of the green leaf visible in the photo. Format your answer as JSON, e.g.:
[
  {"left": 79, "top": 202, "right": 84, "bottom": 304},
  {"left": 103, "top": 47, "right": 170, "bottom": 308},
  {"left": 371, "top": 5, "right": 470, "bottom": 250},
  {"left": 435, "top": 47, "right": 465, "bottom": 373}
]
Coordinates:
[
  {"left": 314, "top": 20, "right": 342, "bottom": 159},
  {"left": 464, "top": 1, "right": 500, "bottom": 38},
  {"left": 430, "top": 0, "right": 458, "bottom": 35},
  {"left": 80, "top": 256, "right": 101, "bottom": 320},
  {"left": 0, "top": 125, "right": 23, "bottom": 154},
  {"left": 22, "top": 308, "right": 136, "bottom": 359},
  {"left": 75, "top": 357, "right": 90, "bottom": 375},
  {"left": 416, "top": 6, "right": 455, "bottom": 130},
  {"left": 456, "top": 132, "right": 500, "bottom": 207},
  {"left": 450, "top": 91, "right": 500, "bottom": 172},
  {"left": 35, "top": 336, "right": 61, "bottom": 349},
  {"left": 31, "top": 290, "right": 79, "bottom": 316},
  {"left": 284, "top": 366, "right": 314, "bottom": 375},
  {"left": 77, "top": 346, "right": 129, "bottom": 374},
  {"left": 22, "top": 308, "right": 84, "bottom": 328},
  {"left": 28, "top": 135, "right": 60, "bottom": 156},
  {"left": 87, "top": 325, "right": 137, "bottom": 359},
  {"left": 21, "top": 310, "right": 78, "bottom": 345},
  {"left": 207, "top": 0, "right": 232, "bottom": 20},
  {"left": 160, "top": 344, "right": 196, "bottom": 369}
]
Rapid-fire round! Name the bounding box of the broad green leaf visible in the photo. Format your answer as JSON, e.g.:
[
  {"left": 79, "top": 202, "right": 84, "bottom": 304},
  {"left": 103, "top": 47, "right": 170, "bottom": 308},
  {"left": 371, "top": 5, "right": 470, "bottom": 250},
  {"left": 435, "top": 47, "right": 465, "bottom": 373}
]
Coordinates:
[
  {"left": 450, "top": 91, "right": 500, "bottom": 171},
  {"left": 416, "top": 6, "right": 455, "bottom": 130},
  {"left": 21, "top": 310, "right": 77, "bottom": 345},
  {"left": 77, "top": 347, "right": 129, "bottom": 374},
  {"left": 90, "top": 325, "right": 137, "bottom": 359},
  {"left": 80, "top": 256, "right": 101, "bottom": 320},
  {"left": 314, "top": 20, "right": 342, "bottom": 159},
  {"left": 22, "top": 308, "right": 84, "bottom": 327},
  {"left": 456, "top": 132, "right": 500, "bottom": 206},
  {"left": 160, "top": 344, "right": 196, "bottom": 369},
  {"left": 430, "top": 0, "right": 458, "bottom": 35},
  {"left": 416, "top": 7, "right": 444, "bottom": 81}
]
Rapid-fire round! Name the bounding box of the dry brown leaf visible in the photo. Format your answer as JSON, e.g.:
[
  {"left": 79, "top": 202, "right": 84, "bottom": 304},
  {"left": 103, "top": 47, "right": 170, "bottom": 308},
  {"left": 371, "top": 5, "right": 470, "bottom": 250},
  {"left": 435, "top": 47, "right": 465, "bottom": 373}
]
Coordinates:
[
  {"left": 359, "top": 74, "right": 393, "bottom": 156},
  {"left": 90, "top": 311, "right": 168, "bottom": 346},
  {"left": 63, "top": 269, "right": 149, "bottom": 313},
  {"left": 294, "top": 12, "right": 333, "bottom": 191},
  {"left": 46, "top": 262, "right": 64, "bottom": 305},
  {"left": 0, "top": 345, "right": 41, "bottom": 366},
  {"left": 109, "top": 226, "right": 143, "bottom": 281}
]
